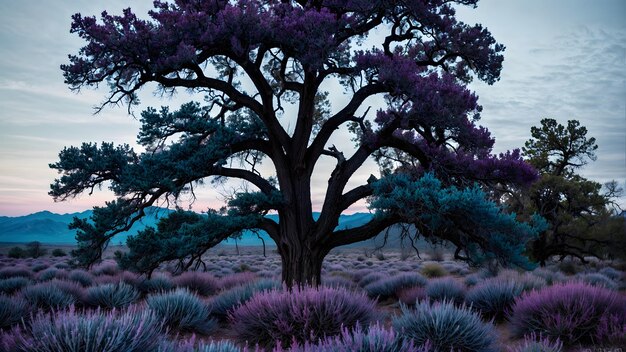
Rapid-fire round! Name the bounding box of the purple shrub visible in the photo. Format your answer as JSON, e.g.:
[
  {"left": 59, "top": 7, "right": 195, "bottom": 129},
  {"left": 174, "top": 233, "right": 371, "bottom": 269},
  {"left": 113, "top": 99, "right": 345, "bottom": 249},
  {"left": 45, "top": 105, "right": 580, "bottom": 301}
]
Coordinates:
[
  {"left": 321, "top": 275, "right": 358, "bottom": 290},
  {"left": 397, "top": 286, "right": 427, "bottom": 306},
  {"left": 509, "top": 282, "right": 626, "bottom": 346},
  {"left": 357, "top": 272, "right": 386, "bottom": 288},
  {"left": 172, "top": 271, "right": 220, "bottom": 296},
  {"left": 30, "top": 263, "right": 49, "bottom": 273},
  {"left": 158, "top": 337, "right": 241, "bottom": 352},
  {"left": 507, "top": 334, "right": 562, "bottom": 352},
  {"left": 92, "top": 262, "right": 119, "bottom": 276},
  {"left": 0, "top": 295, "right": 30, "bottom": 329},
  {"left": 147, "top": 288, "right": 217, "bottom": 335},
  {"left": 230, "top": 286, "right": 377, "bottom": 349},
  {"left": 0, "top": 266, "right": 33, "bottom": 280},
  {"left": 278, "top": 323, "right": 423, "bottom": 352},
  {"left": 364, "top": 273, "right": 427, "bottom": 299},
  {"left": 393, "top": 300, "right": 499, "bottom": 352},
  {"left": 219, "top": 272, "right": 257, "bottom": 290},
  {"left": 425, "top": 277, "right": 465, "bottom": 304},
  {"left": 10, "top": 305, "right": 164, "bottom": 352}
]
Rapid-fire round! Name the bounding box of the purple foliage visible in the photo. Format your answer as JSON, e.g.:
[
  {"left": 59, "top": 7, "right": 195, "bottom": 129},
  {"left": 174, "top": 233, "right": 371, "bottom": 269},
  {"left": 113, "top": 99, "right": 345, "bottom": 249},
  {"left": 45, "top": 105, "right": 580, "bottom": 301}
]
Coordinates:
[
  {"left": 507, "top": 333, "right": 562, "bottom": 352},
  {"left": 230, "top": 285, "right": 377, "bottom": 349},
  {"left": 397, "top": 286, "right": 427, "bottom": 306},
  {"left": 0, "top": 266, "right": 33, "bottom": 280},
  {"left": 219, "top": 272, "right": 257, "bottom": 290},
  {"left": 509, "top": 282, "right": 626, "bottom": 346},
  {"left": 277, "top": 323, "right": 424, "bottom": 352},
  {"left": 9, "top": 305, "right": 164, "bottom": 352},
  {"left": 172, "top": 271, "right": 220, "bottom": 296},
  {"left": 0, "top": 295, "right": 30, "bottom": 329}
]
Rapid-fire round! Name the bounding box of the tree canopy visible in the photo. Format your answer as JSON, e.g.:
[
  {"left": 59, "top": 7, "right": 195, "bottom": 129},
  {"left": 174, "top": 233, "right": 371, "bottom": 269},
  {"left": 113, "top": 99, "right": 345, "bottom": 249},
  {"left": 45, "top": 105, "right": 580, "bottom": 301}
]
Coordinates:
[
  {"left": 514, "top": 118, "right": 625, "bottom": 264},
  {"left": 51, "top": 0, "right": 542, "bottom": 286}
]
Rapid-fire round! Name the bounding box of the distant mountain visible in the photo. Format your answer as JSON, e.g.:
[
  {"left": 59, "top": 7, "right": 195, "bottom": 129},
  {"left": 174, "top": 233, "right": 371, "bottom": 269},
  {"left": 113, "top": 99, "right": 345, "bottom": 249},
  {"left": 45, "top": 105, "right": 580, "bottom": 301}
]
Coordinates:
[
  {"left": 0, "top": 209, "right": 380, "bottom": 246},
  {"left": 0, "top": 207, "right": 170, "bottom": 244}
]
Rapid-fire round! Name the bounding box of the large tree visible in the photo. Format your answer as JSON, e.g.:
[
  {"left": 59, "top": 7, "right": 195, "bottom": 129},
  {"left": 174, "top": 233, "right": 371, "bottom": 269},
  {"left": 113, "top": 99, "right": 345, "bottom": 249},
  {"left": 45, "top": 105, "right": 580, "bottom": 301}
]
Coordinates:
[
  {"left": 515, "top": 118, "right": 625, "bottom": 264},
  {"left": 51, "top": 0, "right": 541, "bottom": 286}
]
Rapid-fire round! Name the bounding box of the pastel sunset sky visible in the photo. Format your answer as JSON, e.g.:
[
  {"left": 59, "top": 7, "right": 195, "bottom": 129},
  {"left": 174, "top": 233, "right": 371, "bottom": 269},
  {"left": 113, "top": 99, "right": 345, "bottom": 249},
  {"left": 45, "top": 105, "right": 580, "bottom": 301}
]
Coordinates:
[{"left": 0, "top": 0, "right": 624, "bottom": 216}]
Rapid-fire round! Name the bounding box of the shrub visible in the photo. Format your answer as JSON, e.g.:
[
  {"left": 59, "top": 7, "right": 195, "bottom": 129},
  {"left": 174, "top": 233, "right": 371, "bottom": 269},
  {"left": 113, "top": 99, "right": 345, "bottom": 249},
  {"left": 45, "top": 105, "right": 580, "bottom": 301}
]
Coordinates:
[
  {"left": 357, "top": 272, "right": 386, "bottom": 288},
  {"left": 230, "top": 286, "right": 377, "bottom": 349},
  {"left": 507, "top": 334, "right": 563, "bottom": 352},
  {"left": 25, "top": 241, "right": 47, "bottom": 258},
  {"left": 22, "top": 282, "right": 76, "bottom": 311},
  {"left": 208, "top": 279, "right": 279, "bottom": 320},
  {"left": 425, "top": 277, "right": 465, "bottom": 304},
  {"left": 322, "top": 275, "right": 358, "bottom": 290},
  {"left": 509, "top": 282, "right": 626, "bottom": 346},
  {"left": 0, "top": 277, "right": 30, "bottom": 295},
  {"left": 420, "top": 263, "right": 448, "bottom": 278},
  {"left": 138, "top": 274, "right": 174, "bottom": 294},
  {"left": 37, "top": 268, "right": 62, "bottom": 282},
  {"left": 30, "top": 263, "right": 49, "bottom": 272},
  {"left": 8, "top": 247, "right": 27, "bottom": 259},
  {"left": 0, "top": 295, "right": 29, "bottom": 329},
  {"left": 92, "top": 262, "right": 119, "bottom": 276},
  {"left": 577, "top": 272, "right": 618, "bottom": 290},
  {"left": 50, "top": 279, "right": 85, "bottom": 301},
  {"left": 10, "top": 306, "right": 164, "bottom": 352},
  {"left": 0, "top": 267, "right": 32, "bottom": 280},
  {"left": 147, "top": 288, "right": 217, "bottom": 335},
  {"left": 397, "top": 286, "right": 426, "bottom": 306},
  {"left": 219, "top": 272, "right": 257, "bottom": 290},
  {"left": 281, "top": 323, "right": 423, "bottom": 352},
  {"left": 531, "top": 268, "right": 565, "bottom": 285},
  {"left": 51, "top": 248, "right": 67, "bottom": 257},
  {"left": 465, "top": 278, "right": 523, "bottom": 321},
  {"left": 68, "top": 269, "right": 94, "bottom": 287},
  {"left": 158, "top": 338, "right": 241, "bottom": 352},
  {"left": 364, "top": 273, "right": 427, "bottom": 299},
  {"left": 598, "top": 266, "right": 621, "bottom": 280},
  {"left": 85, "top": 282, "right": 140, "bottom": 309},
  {"left": 393, "top": 300, "right": 499, "bottom": 352},
  {"left": 172, "top": 271, "right": 220, "bottom": 296}
]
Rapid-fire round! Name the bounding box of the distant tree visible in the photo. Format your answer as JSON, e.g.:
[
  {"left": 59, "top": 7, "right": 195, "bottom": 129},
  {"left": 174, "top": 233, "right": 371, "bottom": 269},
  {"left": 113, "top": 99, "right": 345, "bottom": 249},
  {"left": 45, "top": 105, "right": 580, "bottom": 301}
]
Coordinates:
[
  {"left": 25, "top": 241, "right": 47, "bottom": 258},
  {"left": 8, "top": 246, "right": 27, "bottom": 259},
  {"left": 52, "top": 248, "right": 68, "bottom": 257},
  {"left": 51, "top": 0, "right": 541, "bottom": 286},
  {"left": 513, "top": 118, "right": 625, "bottom": 265}
]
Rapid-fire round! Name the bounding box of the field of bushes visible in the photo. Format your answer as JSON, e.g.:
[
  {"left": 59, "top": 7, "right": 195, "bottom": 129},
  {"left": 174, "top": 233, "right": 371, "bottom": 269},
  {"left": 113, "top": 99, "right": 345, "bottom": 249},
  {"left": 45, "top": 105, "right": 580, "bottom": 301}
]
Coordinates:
[{"left": 0, "top": 245, "right": 624, "bottom": 352}]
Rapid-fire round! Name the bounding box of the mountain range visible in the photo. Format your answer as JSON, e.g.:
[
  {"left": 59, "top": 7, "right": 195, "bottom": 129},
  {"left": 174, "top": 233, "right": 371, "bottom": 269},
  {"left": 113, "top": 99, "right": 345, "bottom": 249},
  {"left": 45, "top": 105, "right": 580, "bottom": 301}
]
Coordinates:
[{"left": 0, "top": 208, "right": 376, "bottom": 246}]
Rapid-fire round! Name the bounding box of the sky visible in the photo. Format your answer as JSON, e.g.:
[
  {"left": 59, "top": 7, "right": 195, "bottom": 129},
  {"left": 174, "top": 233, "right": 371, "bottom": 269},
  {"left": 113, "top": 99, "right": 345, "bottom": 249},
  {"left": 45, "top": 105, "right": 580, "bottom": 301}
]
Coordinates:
[{"left": 0, "top": 0, "right": 624, "bottom": 217}]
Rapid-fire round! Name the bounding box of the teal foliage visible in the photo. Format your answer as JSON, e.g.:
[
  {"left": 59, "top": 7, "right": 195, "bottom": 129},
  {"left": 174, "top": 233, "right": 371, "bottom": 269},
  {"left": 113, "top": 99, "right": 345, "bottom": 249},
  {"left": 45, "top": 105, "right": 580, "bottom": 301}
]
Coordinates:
[
  {"left": 370, "top": 173, "right": 546, "bottom": 269},
  {"left": 0, "top": 295, "right": 29, "bottom": 329},
  {"left": 116, "top": 209, "right": 265, "bottom": 275},
  {"left": 393, "top": 300, "right": 499, "bottom": 352},
  {"left": 85, "top": 282, "right": 140, "bottom": 309},
  {"left": 147, "top": 288, "right": 217, "bottom": 335}
]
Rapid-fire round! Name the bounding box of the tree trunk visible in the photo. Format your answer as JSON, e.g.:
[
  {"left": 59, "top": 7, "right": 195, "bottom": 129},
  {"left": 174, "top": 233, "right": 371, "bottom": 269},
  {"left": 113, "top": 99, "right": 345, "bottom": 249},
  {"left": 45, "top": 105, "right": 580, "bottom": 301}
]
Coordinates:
[{"left": 279, "top": 241, "right": 328, "bottom": 288}]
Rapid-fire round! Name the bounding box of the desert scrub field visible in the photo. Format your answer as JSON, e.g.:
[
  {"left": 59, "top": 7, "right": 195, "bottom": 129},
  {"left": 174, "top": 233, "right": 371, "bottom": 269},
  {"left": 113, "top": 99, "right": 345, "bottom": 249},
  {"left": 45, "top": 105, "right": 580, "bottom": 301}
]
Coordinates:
[{"left": 0, "top": 246, "right": 624, "bottom": 352}]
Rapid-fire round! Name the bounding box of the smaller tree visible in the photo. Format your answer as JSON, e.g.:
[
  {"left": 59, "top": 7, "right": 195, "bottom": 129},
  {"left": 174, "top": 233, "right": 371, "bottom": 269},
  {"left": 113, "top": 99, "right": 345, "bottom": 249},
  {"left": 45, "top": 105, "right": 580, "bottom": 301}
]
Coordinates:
[
  {"left": 26, "top": 241, "right": 47, "bottom": 258},
  {"left": 514, "top": 118, "right": 625, "bottom": 264}
]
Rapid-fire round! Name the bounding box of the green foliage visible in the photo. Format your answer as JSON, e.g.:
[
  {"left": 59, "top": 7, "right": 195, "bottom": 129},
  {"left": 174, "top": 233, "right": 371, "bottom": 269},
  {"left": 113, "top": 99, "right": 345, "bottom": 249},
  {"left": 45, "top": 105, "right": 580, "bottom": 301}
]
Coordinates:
[
  {"left": 51, "top": 248, "right": 67, "bottom": 257},
  {"left": 8, "top": 246, "right": 27, "bottom": 259},
  {"left": 26, "top": 241, "right": 47, "bottom": 258},
  {"left": 516, "top": 118, "right": 625, "bottom": 264}
]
